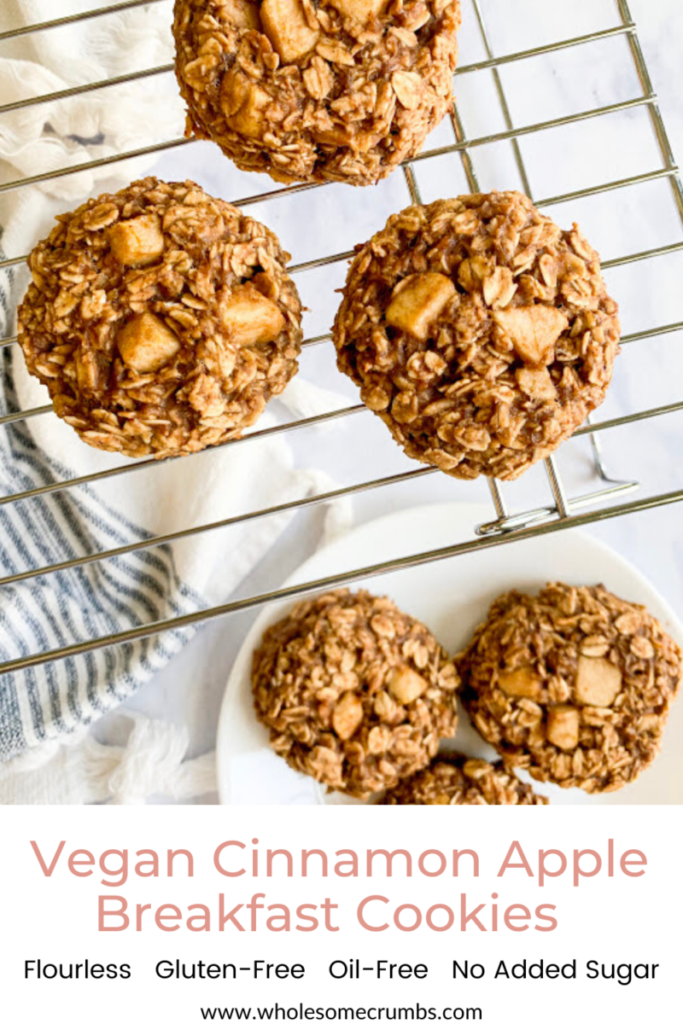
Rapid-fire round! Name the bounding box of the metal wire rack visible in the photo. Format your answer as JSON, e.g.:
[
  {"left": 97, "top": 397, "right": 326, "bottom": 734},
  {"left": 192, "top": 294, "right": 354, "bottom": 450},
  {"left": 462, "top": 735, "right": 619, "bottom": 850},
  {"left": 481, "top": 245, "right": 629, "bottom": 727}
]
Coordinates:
[{"left": 1, "top": 0, "right": 682, "bottom": 679}]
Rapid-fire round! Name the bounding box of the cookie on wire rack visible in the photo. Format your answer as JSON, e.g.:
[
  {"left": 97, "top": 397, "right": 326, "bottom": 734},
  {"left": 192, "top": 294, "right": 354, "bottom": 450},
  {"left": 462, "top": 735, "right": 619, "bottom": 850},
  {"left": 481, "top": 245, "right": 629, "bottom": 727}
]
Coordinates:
[
  {"left": 457, "top": 583, "right": 682, "bottom": 794},
  {"left": 18, "top": 177, "right": 302, "bottom": 459},
  {"left": 332, "top": 191, "right": 620, "bottom": 480},
  {"left": 251, "top": 588, "right": 460, "bottom": 800},
  {"left": 173, "top": 0, "right": 461, "bottom": 186},
  {"left": 380, "top": 754, "right": 548, "bottom": 805}
]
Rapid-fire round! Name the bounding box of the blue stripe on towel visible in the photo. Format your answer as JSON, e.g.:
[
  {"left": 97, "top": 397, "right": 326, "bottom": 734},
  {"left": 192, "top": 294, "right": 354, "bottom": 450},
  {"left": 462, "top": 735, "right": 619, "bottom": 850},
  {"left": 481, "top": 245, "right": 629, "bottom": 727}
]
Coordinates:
[{"left": 0, "top": 334, "right": 206, "bottom": 763}]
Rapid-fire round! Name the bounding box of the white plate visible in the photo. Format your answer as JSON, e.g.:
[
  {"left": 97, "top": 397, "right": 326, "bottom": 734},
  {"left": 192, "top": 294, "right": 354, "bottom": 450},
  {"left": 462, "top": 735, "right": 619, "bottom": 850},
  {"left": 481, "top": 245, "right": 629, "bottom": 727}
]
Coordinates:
[{"left": 217, "top": 502, "right": 683, "bottom": 805}]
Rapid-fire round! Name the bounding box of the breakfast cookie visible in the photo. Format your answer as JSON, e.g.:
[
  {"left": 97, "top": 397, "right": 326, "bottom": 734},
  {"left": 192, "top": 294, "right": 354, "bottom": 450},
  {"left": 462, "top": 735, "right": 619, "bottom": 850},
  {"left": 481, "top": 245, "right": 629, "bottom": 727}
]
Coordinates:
[
  {"left": 251, "top": 588, "right": 459, "bottom": 799},
  {"left": 333, "top": 191, "right": 620, "bottom": 480},
  {"left": 173, "top": 0, "right": 461, "bottom": 186},
  {"left": 457, "top": 583, "right": 682, "bottom": 793},
  {"left": 18, "top": 177, "right": 302, "bottom": 458},
  {"left": 380, "top": 754, "right": 548, "bottom": 804}
]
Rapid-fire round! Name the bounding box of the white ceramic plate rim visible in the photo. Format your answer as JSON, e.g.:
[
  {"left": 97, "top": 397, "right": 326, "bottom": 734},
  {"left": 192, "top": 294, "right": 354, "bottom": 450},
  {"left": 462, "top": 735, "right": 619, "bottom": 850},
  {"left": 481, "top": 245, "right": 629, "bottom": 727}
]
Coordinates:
[{"left": 217, "top": 502, "right": 683, "bottom": 806}]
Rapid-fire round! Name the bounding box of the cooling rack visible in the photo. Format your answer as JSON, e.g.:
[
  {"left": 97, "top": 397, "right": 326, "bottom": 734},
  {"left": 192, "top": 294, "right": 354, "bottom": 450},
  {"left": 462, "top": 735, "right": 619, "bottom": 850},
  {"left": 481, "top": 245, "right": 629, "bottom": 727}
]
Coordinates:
[{"left": 0, "top": 0, "right": 682, "bottom": 681}]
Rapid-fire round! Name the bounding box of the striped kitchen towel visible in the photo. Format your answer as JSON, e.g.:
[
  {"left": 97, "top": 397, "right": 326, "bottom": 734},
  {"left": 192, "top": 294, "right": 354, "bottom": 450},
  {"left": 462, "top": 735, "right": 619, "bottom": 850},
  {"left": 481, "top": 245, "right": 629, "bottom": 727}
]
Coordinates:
[
  {"left": 0, "top": 340, "right": 204, "bottom": 765},
  {"left": 0, "top": 0, "right": 354, "bottom": 794},
  {"left": 0, "top": 252, "right": 354, "bottom": 779},
  {"left": 0, "top": 270, "right": 350, "bottom": 781},
  {"left": 0, "top": 4, "right": 205, "bottom": 764},
  {"left": 0, "top": 0, "right": 215, "bottom": 770}
]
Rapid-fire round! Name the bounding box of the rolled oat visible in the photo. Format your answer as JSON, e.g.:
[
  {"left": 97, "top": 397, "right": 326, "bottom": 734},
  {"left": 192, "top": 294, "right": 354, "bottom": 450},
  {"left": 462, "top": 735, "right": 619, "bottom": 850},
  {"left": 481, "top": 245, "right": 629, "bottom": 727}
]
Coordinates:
[
  {"left": 251, "top": 588, "right": 459, "bottom": 799},
  {"left": 380, "top": 754, "right": 548, "bottom": 804},
  {"left": 173, "top": 0, "right": 461, "bottom": 186},
  {"left": 18, "top": 177, "right": 302, "bottom": 458},
  {"left": 457, "top": 583, "right": 682, "bottom": 793},
  {"left": 332, "top": 192, "right": 620, "bottom": 480}
]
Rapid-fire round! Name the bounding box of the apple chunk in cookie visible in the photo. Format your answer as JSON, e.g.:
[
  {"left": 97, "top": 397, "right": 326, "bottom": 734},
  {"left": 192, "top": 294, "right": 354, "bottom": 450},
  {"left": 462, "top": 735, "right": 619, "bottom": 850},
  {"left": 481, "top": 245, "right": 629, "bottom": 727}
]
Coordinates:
[
  {"left": 380, "top": 755, "right": 548, "bottom": 805},
  {"left": 457, "top": 583, "right": 682, "bottom": 793},
  {"left": 251, "top": 588, "right": 460, "bottom": 800},
  {"left": 333, "top": 191, "right": 620, "bottom": 480},
  {"left": 173, "top": 0, "right": 461, "bottom": 186},
  {"left": 18, "top": 177, "right": 303, "bottom": 458}
]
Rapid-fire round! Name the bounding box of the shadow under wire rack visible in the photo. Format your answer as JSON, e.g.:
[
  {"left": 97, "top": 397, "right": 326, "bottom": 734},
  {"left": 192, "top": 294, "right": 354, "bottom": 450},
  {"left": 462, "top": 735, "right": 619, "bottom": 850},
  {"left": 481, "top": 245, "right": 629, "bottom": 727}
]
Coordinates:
[{"left": 0, "top": 0, "right": 682, "bottom": 677}]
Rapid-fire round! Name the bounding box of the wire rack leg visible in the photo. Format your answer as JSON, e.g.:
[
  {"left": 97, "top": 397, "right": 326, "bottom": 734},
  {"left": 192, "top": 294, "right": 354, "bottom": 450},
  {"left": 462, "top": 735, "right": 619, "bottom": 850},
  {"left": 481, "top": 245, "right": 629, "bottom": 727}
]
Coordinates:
[{"left": 465, "top": 0, "right": 639, "bottom": 535}]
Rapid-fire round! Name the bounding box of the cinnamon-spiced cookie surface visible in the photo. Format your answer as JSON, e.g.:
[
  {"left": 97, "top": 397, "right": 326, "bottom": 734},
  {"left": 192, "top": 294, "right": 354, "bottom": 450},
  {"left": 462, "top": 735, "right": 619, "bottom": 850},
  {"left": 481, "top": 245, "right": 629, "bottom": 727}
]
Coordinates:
[
  {"left": 457, "top": 583, "right": 682, "bottom": 793},
  {"left": 251, "top": 588, "right": 459, "bottom": 799},
  {"left": 333, "top": 191, "right": 620, "bottom": 480},
  {"left": 18, "top": 177, "right": 302, "bottom": 458},
  {"left": 380, "top": 754, "right": 548, "bottom": 804},
  {"left": 173, "top": 0, "right": 461, "bottom": 185}
]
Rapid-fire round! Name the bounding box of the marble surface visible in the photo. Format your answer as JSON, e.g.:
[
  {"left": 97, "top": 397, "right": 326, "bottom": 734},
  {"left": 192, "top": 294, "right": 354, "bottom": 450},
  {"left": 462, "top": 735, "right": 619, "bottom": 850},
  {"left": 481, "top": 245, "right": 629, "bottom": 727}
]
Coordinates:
[{"left": 11, "top": 0, "right": 683, "bottom": 801}]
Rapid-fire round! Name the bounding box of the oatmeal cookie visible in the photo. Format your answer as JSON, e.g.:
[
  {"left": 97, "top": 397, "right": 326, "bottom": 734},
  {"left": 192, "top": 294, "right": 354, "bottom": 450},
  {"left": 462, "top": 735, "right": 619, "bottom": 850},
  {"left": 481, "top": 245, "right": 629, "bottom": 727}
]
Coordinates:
[
  {"left": 18, "top": 177, "right": 302, "bottom": 458},
  {"left": 173, "top": 0, "right": 461, "bottom": 186},
  {"left": 251, "top": 588, "right": 459, "bottom": 799},
  {"left": 333, "top": 191, "right": 620, "bottom": 480},
  {"left": 380, "top": 754, "right": 548, "bottom": 804},
  {"left": 457, "top": 583, "right": 682, "bottom": 793}
]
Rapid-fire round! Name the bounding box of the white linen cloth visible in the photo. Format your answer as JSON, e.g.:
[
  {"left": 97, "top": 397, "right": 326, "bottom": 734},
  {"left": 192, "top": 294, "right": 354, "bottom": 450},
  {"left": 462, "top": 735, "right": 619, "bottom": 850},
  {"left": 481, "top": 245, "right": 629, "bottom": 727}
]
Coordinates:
[{"left": 0, "top": 0, "right": 351, "bottom": 801}]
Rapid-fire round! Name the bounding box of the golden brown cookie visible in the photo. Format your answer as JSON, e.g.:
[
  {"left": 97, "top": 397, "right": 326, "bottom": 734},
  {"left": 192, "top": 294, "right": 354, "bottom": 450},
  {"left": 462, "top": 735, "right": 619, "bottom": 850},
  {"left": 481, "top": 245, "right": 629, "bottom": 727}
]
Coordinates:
[
  {"left": 380, "top": 754, "right": 548, "bottom": 804},
  {"left": 333, "top": 192, "right": 620, "bottom": 480},
  {"left": 251, "top": 588, "right": 459, "bottom": 799},
  {"left": 457, "top": 583, "right": 682, "bottom": 793},
  {"left": 173, "top": 0, "right": 461, "bottom": 186},
  {"left": 18, "top": 177, "right": 302, "bottom": 458}
]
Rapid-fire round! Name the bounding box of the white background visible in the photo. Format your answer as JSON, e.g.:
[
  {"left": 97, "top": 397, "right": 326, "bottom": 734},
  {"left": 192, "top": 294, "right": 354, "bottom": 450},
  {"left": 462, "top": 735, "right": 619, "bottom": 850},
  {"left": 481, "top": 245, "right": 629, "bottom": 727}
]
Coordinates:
[
  {"left": 1, "top": 2, "right": 682, "bottom": 1017},
  {"left": 1, "top": 806, "right": 680, "bottom": 1022}
]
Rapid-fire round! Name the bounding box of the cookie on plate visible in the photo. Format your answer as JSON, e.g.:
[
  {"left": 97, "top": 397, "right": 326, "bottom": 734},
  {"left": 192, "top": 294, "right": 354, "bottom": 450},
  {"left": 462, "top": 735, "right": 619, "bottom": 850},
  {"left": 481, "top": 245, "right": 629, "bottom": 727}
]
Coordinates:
[
  {"left": 18, "top": 177, "right": 302, "bottom": 458},
  {"left": 173, "top": 0, "right": 461, "bottom": 186},
  {"left": 380, "top": 754, "right": 548, "bottom": 804},
  {"left": 333, "top": 191, "right": 620, "bottom": 480},
  {"left": 251, "top": 588, "right": 459, "bottom": 799},
  {"left": 457, "top": 583, "right": 682, "bottom": 793}
]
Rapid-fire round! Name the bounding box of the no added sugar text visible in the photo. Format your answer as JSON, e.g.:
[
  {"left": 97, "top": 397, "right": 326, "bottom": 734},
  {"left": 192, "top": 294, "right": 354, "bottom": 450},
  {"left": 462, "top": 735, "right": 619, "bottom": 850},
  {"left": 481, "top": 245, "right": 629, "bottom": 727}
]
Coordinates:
[{"left": 23, "top": 959, "right": 659, "bottom": 987}]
